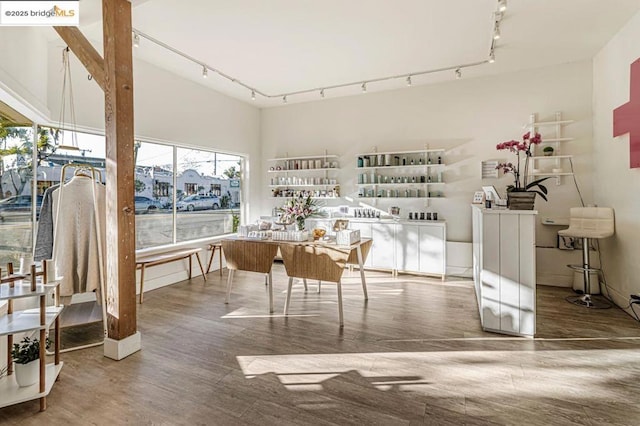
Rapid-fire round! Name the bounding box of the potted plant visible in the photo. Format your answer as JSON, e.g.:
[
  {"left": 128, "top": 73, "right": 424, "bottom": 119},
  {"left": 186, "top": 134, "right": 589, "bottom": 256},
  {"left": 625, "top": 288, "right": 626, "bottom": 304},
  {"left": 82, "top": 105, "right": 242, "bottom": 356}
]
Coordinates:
[
  {"left": 496, "top": 132, "right": 550, "bottom": 210},
  {"left": 11, "top": 336, "right": 49, "bottom": 387},
  {"left": 278, "top": 195, "right": 324, "bottom": 231},
  {"left": 543, "top": 146, "right": 554, "bottom": 156}
]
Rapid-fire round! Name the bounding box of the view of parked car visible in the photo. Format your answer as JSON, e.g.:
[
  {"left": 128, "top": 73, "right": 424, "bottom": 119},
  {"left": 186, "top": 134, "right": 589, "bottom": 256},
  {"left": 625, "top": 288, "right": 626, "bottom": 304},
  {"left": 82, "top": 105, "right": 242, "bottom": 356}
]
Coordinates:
[
  {"left": 176, "top": 195, "right": 220, "bottom": 211},
  {"left": 134, "top": 196, "right": 163, "bottom": 214},
  {"left": 0, "top": 195, "right": 43, "bottom": 222}
]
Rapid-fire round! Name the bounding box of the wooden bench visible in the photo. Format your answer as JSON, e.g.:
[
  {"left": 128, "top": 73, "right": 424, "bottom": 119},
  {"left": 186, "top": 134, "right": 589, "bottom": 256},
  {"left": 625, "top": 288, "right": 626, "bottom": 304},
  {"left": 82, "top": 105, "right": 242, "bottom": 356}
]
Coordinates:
[{"left": 136, "top": 247, "right": 206, "bottom": 304}]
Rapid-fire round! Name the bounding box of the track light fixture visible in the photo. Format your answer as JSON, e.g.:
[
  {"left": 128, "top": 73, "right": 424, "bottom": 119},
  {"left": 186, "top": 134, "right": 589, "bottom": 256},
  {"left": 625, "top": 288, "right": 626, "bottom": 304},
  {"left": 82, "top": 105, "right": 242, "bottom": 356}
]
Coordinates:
[{"left": 130, "top": 2, "right": 503, "bottom": 105}]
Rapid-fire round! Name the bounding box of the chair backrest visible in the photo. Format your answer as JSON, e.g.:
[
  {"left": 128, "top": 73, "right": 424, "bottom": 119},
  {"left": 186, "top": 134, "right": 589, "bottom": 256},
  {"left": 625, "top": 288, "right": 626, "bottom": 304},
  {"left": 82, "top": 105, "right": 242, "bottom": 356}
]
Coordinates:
[{"left": 568, "top": 207, "right": 615, "bottom": 238}]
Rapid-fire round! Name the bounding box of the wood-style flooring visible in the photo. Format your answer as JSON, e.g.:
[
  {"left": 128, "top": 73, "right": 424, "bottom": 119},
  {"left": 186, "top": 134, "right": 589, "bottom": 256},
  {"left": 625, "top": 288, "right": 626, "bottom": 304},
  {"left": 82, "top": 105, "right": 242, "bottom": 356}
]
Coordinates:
[{"left": 2, "top": 265, "right": 640, "bottom": 425}]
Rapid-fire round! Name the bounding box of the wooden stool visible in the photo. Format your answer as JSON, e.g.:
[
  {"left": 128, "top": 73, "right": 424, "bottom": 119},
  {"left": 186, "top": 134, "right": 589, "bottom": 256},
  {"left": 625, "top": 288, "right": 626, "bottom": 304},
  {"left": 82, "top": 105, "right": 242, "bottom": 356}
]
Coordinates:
[{"left": 207, "top": 243, "right": 223, "bottom": 277}]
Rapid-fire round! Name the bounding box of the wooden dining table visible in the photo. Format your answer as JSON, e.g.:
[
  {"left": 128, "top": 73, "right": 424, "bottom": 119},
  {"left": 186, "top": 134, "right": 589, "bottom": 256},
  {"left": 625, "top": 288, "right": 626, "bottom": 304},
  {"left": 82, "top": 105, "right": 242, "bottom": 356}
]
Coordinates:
[{"left": 220, "top": 237, "right": 372, "bottom": 319}]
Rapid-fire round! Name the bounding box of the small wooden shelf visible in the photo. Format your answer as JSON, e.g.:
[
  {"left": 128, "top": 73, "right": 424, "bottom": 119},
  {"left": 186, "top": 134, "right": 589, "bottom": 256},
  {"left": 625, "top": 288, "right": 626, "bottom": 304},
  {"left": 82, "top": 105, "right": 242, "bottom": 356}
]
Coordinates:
[
  {"left": 0, "top": 306, "right": 64, "bottom": 336},
  {"left": 0, "top": 363, "right": 63, "bottom": 409}
]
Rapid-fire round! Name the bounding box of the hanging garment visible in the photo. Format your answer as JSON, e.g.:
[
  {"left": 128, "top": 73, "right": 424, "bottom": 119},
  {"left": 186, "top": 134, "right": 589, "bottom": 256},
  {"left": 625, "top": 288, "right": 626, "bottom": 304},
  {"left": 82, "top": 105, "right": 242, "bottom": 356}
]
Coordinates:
[
  {"left": 51, "top": 176, "right": 106, "bottom": 302},
  {"left": 34, "top": 183, "right": 60, "bottom": 262}
]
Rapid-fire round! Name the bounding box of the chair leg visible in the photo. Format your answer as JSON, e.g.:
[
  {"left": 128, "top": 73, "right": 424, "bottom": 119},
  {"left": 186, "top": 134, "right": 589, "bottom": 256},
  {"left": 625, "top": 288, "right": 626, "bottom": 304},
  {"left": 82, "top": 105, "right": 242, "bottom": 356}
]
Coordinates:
[
  {"left": 219, "top": 247, "right": 223, "bottom": 277},
  {"left": 284, "top": 277, "right": 294, "bottom": 315},
  {"left": 139, "top": 265, "right": 145, "bottom": 304},
  {"left": 356, "top": 245, "right": 368, "bottom": 300},
  {"left": 195, "top": 252, "right": 207, "bottom": 282},
  {"left": 268, "top": 272, "right": 274, "bottom": 314},
  {"left": 225, "top": 269, "right": 235, "bottom": 304},
  {"left": 337, "top": 279, "right": 344, "bottom": 327},
  {"left": 303, "top": 278, "right": 308, "bottom": 291},
  {"left": 317, "top": 280, "right": 321, "bottom": 293},
  {"left": 566, "top": 237, "right": 610, "bottom": 309}
]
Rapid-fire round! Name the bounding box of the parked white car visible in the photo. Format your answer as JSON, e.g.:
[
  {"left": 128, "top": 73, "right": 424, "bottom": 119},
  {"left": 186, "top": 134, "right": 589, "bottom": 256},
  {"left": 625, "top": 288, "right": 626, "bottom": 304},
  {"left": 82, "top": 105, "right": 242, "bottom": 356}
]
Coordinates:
[{"left": 176, "top": 195, "right": 220, "bottom": 211}]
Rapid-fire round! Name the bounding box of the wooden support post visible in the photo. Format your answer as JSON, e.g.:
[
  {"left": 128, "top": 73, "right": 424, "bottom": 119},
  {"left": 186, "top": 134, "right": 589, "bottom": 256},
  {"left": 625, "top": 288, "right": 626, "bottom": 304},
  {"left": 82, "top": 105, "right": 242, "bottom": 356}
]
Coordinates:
[
  {"left": 54, "top": 0, "right": 138, "bottom": 351},
  {"left": 102, "top": 0, "right": 137, "bottom": 342}
]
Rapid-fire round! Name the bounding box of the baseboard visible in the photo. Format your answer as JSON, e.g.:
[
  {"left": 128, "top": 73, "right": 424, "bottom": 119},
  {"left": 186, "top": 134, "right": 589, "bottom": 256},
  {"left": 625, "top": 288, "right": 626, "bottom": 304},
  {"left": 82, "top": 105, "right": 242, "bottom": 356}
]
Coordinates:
[{"left": 104, "top": 331, "right": 142, "bottom": 361}]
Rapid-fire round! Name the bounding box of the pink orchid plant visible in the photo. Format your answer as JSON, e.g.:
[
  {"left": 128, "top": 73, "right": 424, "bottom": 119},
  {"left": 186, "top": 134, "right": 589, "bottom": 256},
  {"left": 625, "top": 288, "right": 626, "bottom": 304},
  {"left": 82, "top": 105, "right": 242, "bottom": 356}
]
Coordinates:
[
  {"left": 496, "top": 132, "right": 549, "bottom": 200},
  {"left": 279, "top": 195, "right": 324, "bottom": 230}
]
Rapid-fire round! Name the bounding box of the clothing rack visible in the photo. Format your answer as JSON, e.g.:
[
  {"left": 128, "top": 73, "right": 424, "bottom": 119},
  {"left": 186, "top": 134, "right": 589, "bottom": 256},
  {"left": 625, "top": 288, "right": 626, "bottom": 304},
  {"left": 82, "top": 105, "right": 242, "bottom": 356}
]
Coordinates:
[{"left": 47, "top": 163, "right": 108, "bottom": 353}]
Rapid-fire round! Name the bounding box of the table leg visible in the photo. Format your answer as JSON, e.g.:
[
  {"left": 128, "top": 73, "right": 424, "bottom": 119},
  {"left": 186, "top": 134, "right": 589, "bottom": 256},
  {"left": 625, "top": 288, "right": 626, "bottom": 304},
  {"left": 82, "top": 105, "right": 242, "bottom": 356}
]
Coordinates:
[
  {"left": 219, "top": 247, "right": 223, "bottom": 277},
  {"left": 356, "top": 245, "right": 368, "bottom": 300},
  {"left": 337, "top": 279, "right": 344, "bottom": 328},
  {"left": 303, "top": 278, "right": 308, "bottom": 291},
  {"left": 268, "top": 271, "right": 274, "bottom": 314},
  {"left": 317, "top": 281, "right": 322, "bottom": 294},
  {"left": 139, "top": 265, "right": 146, "bottom": 304},
  {"left": 195, "top": 252, "right": 207, "bottom": 282},
  {"left": 206, "top": 246, "right": 215, "bottom": 273},
  {"left": 225, "top": 269, "right": 235, "bottom": 303},
  {"left": 284, "top": 277, "right": 294, "bottom": 315}
]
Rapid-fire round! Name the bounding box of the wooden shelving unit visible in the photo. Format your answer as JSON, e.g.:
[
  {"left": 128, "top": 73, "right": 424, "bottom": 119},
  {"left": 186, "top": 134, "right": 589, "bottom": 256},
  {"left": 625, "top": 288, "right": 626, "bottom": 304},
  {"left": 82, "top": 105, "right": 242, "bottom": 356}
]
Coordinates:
[{"left": 0, "top": 277, "right": 63, "bottom": 412}]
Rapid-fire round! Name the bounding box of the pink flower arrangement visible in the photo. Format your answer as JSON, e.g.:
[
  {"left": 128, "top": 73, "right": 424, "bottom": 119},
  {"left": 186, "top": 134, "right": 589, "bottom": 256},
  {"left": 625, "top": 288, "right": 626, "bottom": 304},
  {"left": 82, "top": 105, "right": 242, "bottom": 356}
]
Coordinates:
[
  {"left": 496, "top": 132, "right": 549, "bottom": 200},
  {"left": 279, "top": 195, "right": 323, "bottom": 230}
]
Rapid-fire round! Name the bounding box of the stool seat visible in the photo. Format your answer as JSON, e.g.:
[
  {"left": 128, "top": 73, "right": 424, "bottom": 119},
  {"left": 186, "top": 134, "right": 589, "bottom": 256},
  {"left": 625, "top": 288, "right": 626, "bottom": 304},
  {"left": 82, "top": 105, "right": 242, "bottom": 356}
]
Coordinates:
[{"left": 560, "top": 207, "right": 614, "bottom": 309}]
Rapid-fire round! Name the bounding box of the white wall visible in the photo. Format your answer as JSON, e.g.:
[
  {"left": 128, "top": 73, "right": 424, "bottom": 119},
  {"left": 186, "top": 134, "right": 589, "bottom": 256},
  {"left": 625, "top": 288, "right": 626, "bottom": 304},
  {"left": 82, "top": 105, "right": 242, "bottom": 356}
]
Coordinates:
[
  {"left": 0, "top": 27, "right": 51, "bottom": 120},
  {"left": 261, "top": 62, "right": 594, "bottom": 259},
  {"left": 592, "top": 10, "right": 640, "bottom": 310}
]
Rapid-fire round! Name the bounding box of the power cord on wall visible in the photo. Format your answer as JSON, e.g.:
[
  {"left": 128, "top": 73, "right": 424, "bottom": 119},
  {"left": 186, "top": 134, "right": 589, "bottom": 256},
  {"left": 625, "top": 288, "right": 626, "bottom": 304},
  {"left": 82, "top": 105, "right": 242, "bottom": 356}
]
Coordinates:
[{"left": 568, "top": 158, "right": 585, "bottom": 207}]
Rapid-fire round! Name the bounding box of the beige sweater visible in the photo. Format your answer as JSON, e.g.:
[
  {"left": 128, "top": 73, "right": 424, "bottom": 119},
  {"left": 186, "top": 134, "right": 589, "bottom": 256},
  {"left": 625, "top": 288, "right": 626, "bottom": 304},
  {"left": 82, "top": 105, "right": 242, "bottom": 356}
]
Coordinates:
[{"left": 52, "top": 176, "right": 106, "bottom": 301}]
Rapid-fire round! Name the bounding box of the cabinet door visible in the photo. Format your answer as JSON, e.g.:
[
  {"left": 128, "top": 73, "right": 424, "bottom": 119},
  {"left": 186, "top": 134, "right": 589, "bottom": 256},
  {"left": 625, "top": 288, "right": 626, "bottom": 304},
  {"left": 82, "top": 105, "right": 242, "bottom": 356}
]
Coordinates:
[
  {"left": 396, "top": 224, "right": 420, "bottom": 272},
  {"left": 419, "top": 225, "right": 445, "bottom": 275},
  {"left": 371, "top": 223, "right": 396, "bottom": 270},
  {"left": 349, "top": 222, "right": 373, "bottom": 267},
  {"left": 481, "top": 215, "right": 501, "bottom": 331},
  {"left": 499, "top": 214, "right": 520, "bottom": 334}
]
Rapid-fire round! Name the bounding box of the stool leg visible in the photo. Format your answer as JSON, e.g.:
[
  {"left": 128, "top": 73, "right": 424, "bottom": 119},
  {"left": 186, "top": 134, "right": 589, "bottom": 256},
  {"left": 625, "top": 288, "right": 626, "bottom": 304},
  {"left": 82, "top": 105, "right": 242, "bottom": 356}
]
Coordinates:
[{"left": 219, "top": 247, "right": 223, "bottom": 277}]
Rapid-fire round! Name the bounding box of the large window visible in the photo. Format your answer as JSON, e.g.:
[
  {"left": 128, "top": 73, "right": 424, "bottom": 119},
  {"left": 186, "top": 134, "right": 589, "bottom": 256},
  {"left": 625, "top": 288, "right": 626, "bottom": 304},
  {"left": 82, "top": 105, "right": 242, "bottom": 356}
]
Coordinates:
[
  {"left": 0, "top": 123, "right": 34, "bottom": 267},
  {"left": 0, "top": 124, "right": 243, "bottom": 264}
]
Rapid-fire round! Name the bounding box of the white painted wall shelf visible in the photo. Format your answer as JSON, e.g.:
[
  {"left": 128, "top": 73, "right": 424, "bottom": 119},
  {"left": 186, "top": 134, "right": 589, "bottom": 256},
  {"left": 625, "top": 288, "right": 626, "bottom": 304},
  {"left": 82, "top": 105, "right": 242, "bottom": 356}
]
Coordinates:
[
  {"left": 268, "top": 167, "right": 337, "bottom": 173},
  {"left": 267, "top": 151, "right": 341, "bottom": 200},
  {"left": 355, "top": 164, "right": 445, "bottom": 170},
  {"left": 527, "top": 112, "right": 575, "bottom": 186}
]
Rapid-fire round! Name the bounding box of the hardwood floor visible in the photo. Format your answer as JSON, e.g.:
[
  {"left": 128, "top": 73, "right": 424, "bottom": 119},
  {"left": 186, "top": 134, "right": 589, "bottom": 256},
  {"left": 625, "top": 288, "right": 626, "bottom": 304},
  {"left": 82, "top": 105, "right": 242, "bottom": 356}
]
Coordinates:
[{"left": 2, "top": 265, "right": 640, "bottom": 425}]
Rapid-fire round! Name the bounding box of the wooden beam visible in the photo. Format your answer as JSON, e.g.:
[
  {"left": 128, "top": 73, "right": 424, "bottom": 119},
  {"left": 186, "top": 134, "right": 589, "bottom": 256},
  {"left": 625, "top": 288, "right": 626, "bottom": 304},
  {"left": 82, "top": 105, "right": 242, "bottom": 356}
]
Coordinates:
[
  {"left": 53, "top": 26, "right": 106, "bottom": 92},
  {"left": 102, "top": 0, "right": 137, "bottom": 340}
]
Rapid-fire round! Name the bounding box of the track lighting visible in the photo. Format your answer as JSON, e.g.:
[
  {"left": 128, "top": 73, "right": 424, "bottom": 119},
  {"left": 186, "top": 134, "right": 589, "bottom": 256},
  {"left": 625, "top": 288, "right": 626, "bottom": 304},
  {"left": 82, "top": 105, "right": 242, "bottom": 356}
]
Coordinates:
[{"left": 129, "top": 0, "right": 502, "bottom": 105}]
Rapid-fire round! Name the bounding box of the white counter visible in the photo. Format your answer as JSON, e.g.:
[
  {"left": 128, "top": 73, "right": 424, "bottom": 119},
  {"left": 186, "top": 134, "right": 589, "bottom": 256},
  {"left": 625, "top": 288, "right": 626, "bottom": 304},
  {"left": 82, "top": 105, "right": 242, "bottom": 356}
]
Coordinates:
[{"left": 471, "top": 205, "right": 537, "bottom": 337}]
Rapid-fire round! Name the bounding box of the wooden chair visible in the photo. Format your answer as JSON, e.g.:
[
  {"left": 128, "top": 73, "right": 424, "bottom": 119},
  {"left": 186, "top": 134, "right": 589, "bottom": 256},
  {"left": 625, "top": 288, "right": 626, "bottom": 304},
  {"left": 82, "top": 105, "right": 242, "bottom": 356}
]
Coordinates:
[
  {"left": 221, "top": 240, "right": 279, "bottom": 313},
  {"left": 280, "top": 244, "right": 352, "bottom": 327}
]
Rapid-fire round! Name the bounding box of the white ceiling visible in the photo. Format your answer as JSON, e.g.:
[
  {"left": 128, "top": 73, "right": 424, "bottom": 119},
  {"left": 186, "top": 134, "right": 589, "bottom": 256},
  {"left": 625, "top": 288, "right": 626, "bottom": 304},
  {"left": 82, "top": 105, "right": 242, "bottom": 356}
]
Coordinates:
[{"left": 74, "top": 0, "right": 640, "bottom": 107}]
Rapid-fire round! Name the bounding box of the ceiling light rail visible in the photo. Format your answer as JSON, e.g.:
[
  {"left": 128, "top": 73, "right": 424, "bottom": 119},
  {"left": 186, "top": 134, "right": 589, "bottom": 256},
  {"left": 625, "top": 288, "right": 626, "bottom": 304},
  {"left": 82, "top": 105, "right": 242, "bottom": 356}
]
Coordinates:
[{"left": 130, "top": 0, "right": 505, "bottom": 103}]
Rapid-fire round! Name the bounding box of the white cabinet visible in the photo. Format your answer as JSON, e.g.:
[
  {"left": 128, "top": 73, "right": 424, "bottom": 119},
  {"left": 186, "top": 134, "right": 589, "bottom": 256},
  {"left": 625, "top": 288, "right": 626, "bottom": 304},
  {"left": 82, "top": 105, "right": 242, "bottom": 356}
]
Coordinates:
[
  {"left": 471, "top": 205, "right": 536, "bottom": 337},
  {"left": 419, "top": 225, "right": 446, "bottom": 277},
  {"left": 355, "top": 149, "right": 446, "bottom": 200},
  {"left": 0, "top": 278, "right": 63, "bottom": 411},
  {"left": 371, "top": 222, "right": 396, "bottom": 270},
  {"left": 349, "top": 222, "right": 373, "bottom": 267},
  {"left": 395, "top": 225, "right": 420, "bottom": 272}
]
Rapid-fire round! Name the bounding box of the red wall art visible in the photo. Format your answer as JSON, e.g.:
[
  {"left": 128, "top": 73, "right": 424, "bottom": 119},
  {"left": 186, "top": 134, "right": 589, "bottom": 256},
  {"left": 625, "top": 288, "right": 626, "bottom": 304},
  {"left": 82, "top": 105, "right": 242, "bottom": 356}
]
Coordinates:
[{"left": 614, "top": 58, "right": 640, "bottom": 168}]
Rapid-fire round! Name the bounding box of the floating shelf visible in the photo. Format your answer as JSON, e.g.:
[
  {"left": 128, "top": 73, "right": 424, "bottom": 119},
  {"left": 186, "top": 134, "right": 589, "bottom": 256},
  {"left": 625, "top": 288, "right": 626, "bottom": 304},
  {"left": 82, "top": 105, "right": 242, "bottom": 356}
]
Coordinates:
[
  {"left": 529, "top": 172, "right": 574, "bottom": 176},
  {"left": 357, "top": 196, "right": 445, "bottom": 200},
  {"left": 357, "top": 148, "right": 445, "bottom": 156},
  {"left": 268, "top": 184, "right": 338, "bottom": 188},
  {"left": 268, "top": 154, "right": 338, "bottom": 161},
  {"left": 356, "top": 182, "right": 444, "bottom": 186},
  {"left": 530, "top": 155, "right": 573, "bottom": 160},
  {"left": 356, "top": 164, "right": 445, "bottom": 170},
  {"left": 267, "top": 167, "right": 338, "bottom": 173},
  {"left": 532, "top": 120, "right": 574, "bottom": 126},
  {"left": 542, "top": 137, "right": 574, "bottom": 142}
]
